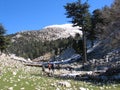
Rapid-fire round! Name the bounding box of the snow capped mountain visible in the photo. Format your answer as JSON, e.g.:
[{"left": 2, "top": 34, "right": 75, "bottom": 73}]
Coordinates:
[
  {"left": 42, "top": 24, "right": 82, "bottom": 40},
  {"left": 12, "top": 24, "right": 82, "bottom": 41},
  {"left": 43, "top": 24, "right": 82, "bottom": 40}
]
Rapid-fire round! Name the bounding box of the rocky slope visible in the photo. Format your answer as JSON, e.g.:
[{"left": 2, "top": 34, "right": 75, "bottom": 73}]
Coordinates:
[
  {"left": 86, "top": 24, "right": 120, "bottom": 73},
  {"left": 11, "top": 24, "right": 82, "bottom": 42}
]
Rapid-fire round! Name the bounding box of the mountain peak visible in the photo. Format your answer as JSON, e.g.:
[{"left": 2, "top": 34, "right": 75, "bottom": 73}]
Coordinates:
[
  {"left": 44, "top": 24, "right": 82, "bottom": 33},
  {"left": 44, "top": 24, "right": 82, "bottom": 39}
]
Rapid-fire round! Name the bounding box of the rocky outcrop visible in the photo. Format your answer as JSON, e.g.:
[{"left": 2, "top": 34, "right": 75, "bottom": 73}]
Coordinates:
[{"left": 85, "top": 48, "right": 120, "bottom": 71}]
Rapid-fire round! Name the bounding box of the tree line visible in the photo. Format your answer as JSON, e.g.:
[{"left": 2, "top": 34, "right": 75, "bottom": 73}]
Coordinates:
[{"left": 7, "top": 34, "right": 77, "bottom": 59}]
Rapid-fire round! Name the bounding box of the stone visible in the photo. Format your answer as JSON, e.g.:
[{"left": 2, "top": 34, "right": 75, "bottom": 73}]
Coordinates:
[
  {"left": 8, "top": 87, "right": 13, "bottom": 90},
  {"left": 79, "top": 87, "right": 89, "bottom": 90},
  {"left": 56, "top": 87, "right": 60, "bottom": 90},
  {"left": 57, "top": 81, "right": 71, "bottom": 87}
]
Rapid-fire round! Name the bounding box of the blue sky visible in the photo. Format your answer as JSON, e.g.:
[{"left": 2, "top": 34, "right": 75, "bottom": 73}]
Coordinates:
[{"left": 0, "top": 0, "right": 114, "bottom": 34}]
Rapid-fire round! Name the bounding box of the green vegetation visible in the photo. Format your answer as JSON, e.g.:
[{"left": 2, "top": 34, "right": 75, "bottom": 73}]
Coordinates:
[
  {"left": 1, "top": 61, "right": 120, "bottom": 90},
  {"left": 0, "top": 24, "right": 10, "bottom": 54},
  {"left": 7, "top": 34, "right": 77, "bottom": 59}
]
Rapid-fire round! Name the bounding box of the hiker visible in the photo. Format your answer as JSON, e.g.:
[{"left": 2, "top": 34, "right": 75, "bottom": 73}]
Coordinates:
[
  {"left": 51, "top": 63, "right": 55, "bottom": 73},
  {"left": 48, "top": 63, "right": 54, "bottom": 76},
  {"left": 48, "top": 63, "right": 52, "bottom": 72},
  {"left": 57, "top": 64, "right": 60, "bottom": 70},
  {"left": 42, "top": 65, "right": 45, "bottom": 72}
]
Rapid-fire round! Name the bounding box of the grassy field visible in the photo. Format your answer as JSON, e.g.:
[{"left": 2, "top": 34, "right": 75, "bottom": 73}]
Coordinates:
[
  {"left": 1, "top": 66, "right": 120, "bottom": 90},
  {"left": 0, "top": 55, "right": 120, "bottom": 90}
]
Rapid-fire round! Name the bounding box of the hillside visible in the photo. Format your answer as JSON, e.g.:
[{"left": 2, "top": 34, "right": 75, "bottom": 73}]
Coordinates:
[
  {"left": 7, "top": 24, "right": 82, "bottom": 59},
  {"left": 11, "top": 24, "right": 82, "bottom": 41},
  {"left": 88, "top": 18, "right": 120, "bottom": 59}
]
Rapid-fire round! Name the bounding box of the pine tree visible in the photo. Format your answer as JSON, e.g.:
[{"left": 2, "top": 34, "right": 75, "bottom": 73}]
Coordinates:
[
  {"left": 0, "top": 24, "right": 10, "bottom": 54},
  {"left": 64, "top": 0, "right": 91, "bottom": 62}
]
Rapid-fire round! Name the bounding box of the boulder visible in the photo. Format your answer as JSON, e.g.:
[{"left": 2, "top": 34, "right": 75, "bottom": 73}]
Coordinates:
[
  {"left": 79, "top": 87, "right": 89, "bottom": 90},
  {"left": 57, "top": 81, "right": 71, "bottom": 87}
]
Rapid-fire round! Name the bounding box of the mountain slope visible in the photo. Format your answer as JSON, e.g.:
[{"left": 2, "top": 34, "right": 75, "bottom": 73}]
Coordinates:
[
  {"left": 7, "top": 24, "right": 82, "bottom": 59},
  {"left": 11, "top": 24, "right": 82, "bottom": 41},
  {"left": 88, "top": 22, "right": 120, "bottom": 59}
]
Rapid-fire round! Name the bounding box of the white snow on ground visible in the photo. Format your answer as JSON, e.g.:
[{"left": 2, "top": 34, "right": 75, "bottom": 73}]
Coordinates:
[
  {"left": 44, "top": 24, "right": 82, "bottom": 37},
  {"left": 49, "top": 47, "right": 81, "bottom": 64},
  {"left": 58, "top": 47, "right": 77, "bottom": 60},
  {"left": 87, "top": 42, "right": 101, "bottom": 53},
  {"left": 59, "top": 47, "right": 81, "bottom": 62},
  {"left": 49, "top": 54, "right": 81, "bottom": 65}
]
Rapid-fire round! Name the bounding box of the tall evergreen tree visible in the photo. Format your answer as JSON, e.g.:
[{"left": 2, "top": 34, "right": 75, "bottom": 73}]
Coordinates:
[
  {"left": 0, "top": 24, "right": 9, "bottom": 54},
  {"left": 64, "top": 0, "right": 91, "bottom": 62}
]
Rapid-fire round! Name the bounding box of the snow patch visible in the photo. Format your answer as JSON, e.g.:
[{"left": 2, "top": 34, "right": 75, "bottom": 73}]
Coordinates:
[
  {"left": 87, "top": 42, "right": 101, "bottom": 53},
  {"left": 57, "top": 47, "right": 77, "bottom": 60},
  {"left": 44, "top": 24, "right": 81, "bottom": 30},
  {"left": 44, "top": 24, "right": 82, "bottom": 37}
]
